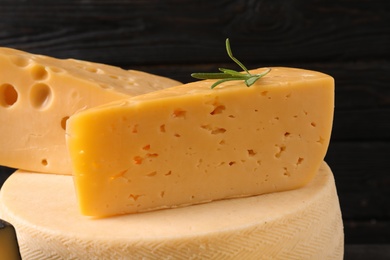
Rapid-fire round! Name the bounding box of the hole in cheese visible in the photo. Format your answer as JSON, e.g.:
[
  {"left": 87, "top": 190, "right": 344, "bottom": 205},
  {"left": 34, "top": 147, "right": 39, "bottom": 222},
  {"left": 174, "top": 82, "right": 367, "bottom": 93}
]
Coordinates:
[
  {"left": 48, "top": 66, "right": 65, "bottom": 73},
  {"left": 29, "top": 83, "right": 53, "bottom": 109},
  {"left": 9, "top": 55, "right": 30, "bottom": 67},
  {"left": 132, "top": 124, "right": 138, "bottom": 133},
  {"left": 283, "top": 167, "right": 290, "bottom": 176},
  {"left": 317, "top": 136, "right": 325, "bottom": 144},
  {"left": 85, "top": 67, "right": 98, "bottom": 73},
  {"left": 247, "top": 149, "right": 257, "bottom": 157},
  {"left": 99, "top": 84, "right": 111, "bottom": 89},
  {"left": 275, "top": 145, "right": 286, "bottom": 158},
  {"left": 212, "top": 128, "right": 226, "bottom": 134},
  {"left": 128, "top": 194, "right": 141, "bottom": 201},
  {"left": 146, "top": 153, "right": 158, "bottom": 158},
  {"left": 61, "top": 116, "right": 70, "bottom": 130},
  {"left": 146, "top": 171, "right": 157, "bottom": 177},
  {"left": 133, "top": 156, "right": 143, "bottom": 165},
  {"left": 201, "top": 125, "right": 227, "bottom": 134},
  {"left": 30, "top": 64, "right": 49, "bottom": 81},
  {"left": 41, "top": 159, "right": 48, "bottom": 166},
  {"left": 0, "top": 83, "right": 18, "bottom": 107},
  {"left": 210, "top": 104, "right": 225, "bottom": 115},
  {"left": 126, "top": 79, "right": 136, "bottom": 86},
  {"left": 142, "top": 145, "right": 151, "bottom": 151},
  {"left": 172, "top": 109, "right": 186, "bottom": 118},
  {"left": 297, "top": 157, "right": 304, "bottom": 165}
]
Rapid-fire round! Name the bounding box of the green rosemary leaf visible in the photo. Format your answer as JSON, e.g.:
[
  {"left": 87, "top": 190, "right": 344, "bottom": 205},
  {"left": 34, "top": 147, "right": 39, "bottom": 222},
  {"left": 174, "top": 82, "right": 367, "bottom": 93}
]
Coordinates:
[
  {"left": 191, "top": 72, "right": 233, "bottom": 79},
  {"left": 211, "top": 78, "right": 243, "bottom": 89},
  {"left": 191, "top": 38, "right": 271, "bottom": 89},
  {"left": 218, "top": 68, "right": 246, "bottom": 77},
  {"left": 225, "top": 38, "right": 250, "bottom": 75},
  {"left": 245, "top": 76, "right": 260, "bottom": 87},
  {"left": 256, "top": 68, "right": 272, "bottom": 77}
]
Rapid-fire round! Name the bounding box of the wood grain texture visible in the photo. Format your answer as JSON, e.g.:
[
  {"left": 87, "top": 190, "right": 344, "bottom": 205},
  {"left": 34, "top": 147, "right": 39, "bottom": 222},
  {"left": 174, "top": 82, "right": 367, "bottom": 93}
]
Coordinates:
[
  {"left": 326, "top": 141, "right": 390, "bottom": 220},
  {"left": 345, "top": 244, "right": 390, "bottom": 260},
  {"left": 0, "top": 0, "right": 389, "bottom": 247},
  {"left": 0, "top": 0, "right": 389, "bottom": 65}
]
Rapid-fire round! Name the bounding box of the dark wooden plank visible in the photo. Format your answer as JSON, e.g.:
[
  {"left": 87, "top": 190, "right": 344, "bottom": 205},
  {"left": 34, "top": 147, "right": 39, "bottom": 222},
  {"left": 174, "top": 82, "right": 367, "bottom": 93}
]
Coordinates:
[
  {"left": 0, "top": 166, "right": 14, "bottom": 188},
  {"left": 332, "top": 109, "right": 390, "bottom": 141},
  {"left": 345, "top": 244, "right": 390, "bottom": 260},
  {"left": 344, "top": 220, "right": 390, "bottom": 244},
  {"left": 0, "top": 0, "right": 389, "bottom": 65},
  {"left": 326, "top": 141, "right": 390, "bottom": 219}
]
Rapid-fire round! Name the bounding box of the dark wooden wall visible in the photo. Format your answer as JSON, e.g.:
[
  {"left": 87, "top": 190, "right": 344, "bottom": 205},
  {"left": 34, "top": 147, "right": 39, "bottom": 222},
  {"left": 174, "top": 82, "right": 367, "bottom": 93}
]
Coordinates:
[{"left": 1, "top": 0, "right": 389, "bottom": 258}]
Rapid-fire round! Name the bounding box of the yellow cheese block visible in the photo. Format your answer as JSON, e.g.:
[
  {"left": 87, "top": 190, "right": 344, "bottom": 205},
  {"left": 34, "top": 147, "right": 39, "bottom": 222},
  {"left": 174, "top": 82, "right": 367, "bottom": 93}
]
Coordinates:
[
  {"left": 0, "top": 47, "right": 180, "bottom": 174},
  {"left": 67, "top": 67, "right": 334, "bottom": 217},
  {"left": 0, "top": 219, "right": 22, "bottom": 260},
  {"left": 0, "top": 162, "right": 344, "bottom": 259}
]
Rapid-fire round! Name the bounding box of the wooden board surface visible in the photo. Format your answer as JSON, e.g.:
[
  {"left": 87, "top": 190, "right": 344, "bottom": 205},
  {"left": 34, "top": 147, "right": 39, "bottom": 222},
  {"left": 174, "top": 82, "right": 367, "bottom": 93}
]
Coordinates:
[{"left": 0, "top": 0, "right": 389, "bottom": 254}]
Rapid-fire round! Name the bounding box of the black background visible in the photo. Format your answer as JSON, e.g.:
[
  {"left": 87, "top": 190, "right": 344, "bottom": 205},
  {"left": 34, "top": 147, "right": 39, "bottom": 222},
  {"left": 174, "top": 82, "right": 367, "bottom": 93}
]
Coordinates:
[{"left": 1, "top": 1, "right": 389, "bottom": 259}]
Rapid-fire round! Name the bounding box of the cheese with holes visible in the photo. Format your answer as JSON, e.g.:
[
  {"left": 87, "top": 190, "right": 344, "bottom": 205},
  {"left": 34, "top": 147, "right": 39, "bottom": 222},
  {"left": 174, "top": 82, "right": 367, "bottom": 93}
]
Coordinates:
[
  {"left": 0, "top": 219, "right": 22, "bottom": 260},
  {"left": 0, "top": 47, "right": 180, "bottom": 174},
  {"left": 0, "top": 162, "right": 344, "bottom": 259},
  {"left": 67, "top": 67, "right": 334, "bottom": 217}
]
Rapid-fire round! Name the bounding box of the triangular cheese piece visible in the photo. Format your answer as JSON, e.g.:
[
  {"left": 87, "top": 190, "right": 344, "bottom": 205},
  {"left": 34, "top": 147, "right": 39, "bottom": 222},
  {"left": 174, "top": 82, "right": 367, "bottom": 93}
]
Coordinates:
[{"left": 66, "top": 67, "right": 334, "bottom": 217}]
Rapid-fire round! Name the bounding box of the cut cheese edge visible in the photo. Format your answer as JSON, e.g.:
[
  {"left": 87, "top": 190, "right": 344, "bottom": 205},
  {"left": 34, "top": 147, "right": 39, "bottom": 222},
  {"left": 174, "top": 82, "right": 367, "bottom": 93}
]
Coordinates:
[
  {"left": 0, "top": 219, "right": 22, "bottom": 260},
  {"left": 0, "top": 162, "right": 344, "bottom": 259},
  {"left": 67, "top": 67, "right": 334, "bottom": 217},
  {"left": 0, "top": 47, "right": 180, "bottom": 174}
]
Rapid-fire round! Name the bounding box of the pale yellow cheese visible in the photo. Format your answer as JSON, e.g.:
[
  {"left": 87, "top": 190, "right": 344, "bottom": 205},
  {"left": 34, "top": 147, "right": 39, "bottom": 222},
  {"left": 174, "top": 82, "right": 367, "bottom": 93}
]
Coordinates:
[
  {"left": 67, "top": 67, "right": 334, "bottom": 217},
  {"left": 0, "top": 47, "right": 180, "bottom": 174},
  {"left": 0, "top": 162, "right": 344, "bottom": 259},
  {"left": 0, "top": 219, "right": 21, "bottom": 260}
]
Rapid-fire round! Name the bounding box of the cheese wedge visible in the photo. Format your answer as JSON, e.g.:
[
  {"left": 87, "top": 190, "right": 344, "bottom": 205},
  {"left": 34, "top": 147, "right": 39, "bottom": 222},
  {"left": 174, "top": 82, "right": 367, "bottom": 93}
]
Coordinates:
[
  {"left": 0, "top": 219, "right": 22, "bottom": 260},
  {"left": 0, "top": 47, "right": 180, "bottom": 174},
  {"left": 0, "top": 162, "right": 344, "bottom": 259},
  {"left": 67, "top": 67, "right": 334, "bottom": 217}
]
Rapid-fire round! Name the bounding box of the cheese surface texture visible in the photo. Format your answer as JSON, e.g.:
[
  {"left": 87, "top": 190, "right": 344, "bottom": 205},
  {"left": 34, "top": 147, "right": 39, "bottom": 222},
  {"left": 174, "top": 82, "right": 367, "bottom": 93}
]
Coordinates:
[
  {"left": 0, "top": 162, "right": 344, "bottom": 260},
  {"left": 0, "top": 219, "right": 22, "bottom": 260},
  {"left": 0, "top": 47, "right": 180, "bottom": 174},
  {"left": 67, "top": 67, "right": 334, "bottom": 216}
]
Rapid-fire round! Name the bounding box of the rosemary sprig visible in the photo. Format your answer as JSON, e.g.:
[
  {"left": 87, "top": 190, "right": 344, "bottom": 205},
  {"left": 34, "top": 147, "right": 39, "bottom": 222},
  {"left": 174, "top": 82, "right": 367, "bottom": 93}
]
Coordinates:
[{"left": 191, "top": 38, "right": 271, "bottom": 89}]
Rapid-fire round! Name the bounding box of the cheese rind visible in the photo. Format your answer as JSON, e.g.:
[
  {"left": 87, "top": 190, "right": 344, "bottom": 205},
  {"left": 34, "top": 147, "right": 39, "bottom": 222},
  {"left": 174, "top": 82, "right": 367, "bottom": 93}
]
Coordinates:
[
  {"left": 67, "top": 67, "right": 334, "bottom": 216},
  {"left": 0, "top": 47, "right": 180, "bottom": 174},
  {"left": 0, "top": 219, "right": 22, "bottom": 260},
  {"left": 0, "top": 162, "right": 344, "bottom": 260}
]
